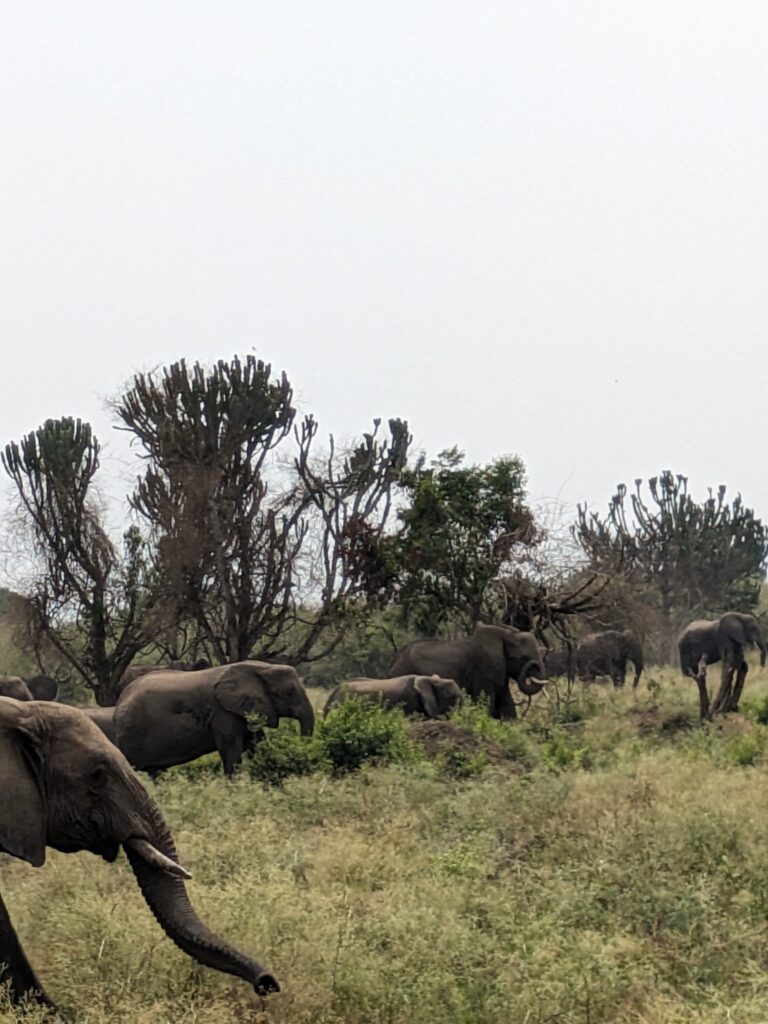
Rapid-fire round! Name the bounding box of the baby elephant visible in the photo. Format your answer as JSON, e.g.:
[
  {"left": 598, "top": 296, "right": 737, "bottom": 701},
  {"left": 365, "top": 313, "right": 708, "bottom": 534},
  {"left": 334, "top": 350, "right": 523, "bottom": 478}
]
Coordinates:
[{"left": 324, "top": 674, "right": 462, "bottom": 718}]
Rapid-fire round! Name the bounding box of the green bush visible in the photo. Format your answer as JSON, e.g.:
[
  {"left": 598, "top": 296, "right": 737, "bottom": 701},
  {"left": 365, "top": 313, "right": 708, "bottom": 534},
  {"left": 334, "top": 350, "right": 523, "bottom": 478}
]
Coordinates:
[
  {"left": 246, "top": 721, "right": 327, "bottom": 786},
  {"left": 436, "top": 746, "right": 487, "bottom": 779},
  {"left": 319, "top": 698, "right": 421, "bottom": 774},
  {"left": 743, "top": 693, "right": 768, "bottom": 725}
]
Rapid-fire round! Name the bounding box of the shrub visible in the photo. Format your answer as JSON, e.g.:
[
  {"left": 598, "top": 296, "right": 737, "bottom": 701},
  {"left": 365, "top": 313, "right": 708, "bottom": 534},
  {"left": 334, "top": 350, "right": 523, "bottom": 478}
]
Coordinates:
[
  {"left": 743, "top": 693, "right": 768, "bottom": 725},
  {"left": 319, "top": 697, "right": 421, "bottom": 774},
  {"left": 246, "top": 720, "right": 327, "bottom": 786}
]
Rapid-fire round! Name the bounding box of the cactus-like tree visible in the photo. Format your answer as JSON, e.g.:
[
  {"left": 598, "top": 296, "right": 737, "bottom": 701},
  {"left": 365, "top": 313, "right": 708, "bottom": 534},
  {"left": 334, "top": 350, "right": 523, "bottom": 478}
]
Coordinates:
[
  {"left": 116, "top": 356, "right": 410, "bottom": 665},
  {"left": 2, "top": 419, "right": 154, "bottom": 704},
  {"left": 574, "top": 472, "right": 768, "bottom": 657}
]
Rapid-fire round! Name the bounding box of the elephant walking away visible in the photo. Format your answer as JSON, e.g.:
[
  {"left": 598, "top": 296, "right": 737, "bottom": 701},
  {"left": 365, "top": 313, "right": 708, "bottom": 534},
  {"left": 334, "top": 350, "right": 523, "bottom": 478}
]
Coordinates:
[
  {"left": 114, "top": 660, "right": 315, "bottom": 775},
  {"left": 324, "top": 675, "right": 462, "bottom": 718},
  {"left": 0, "top": 698, "right": 279, "bottom": 1010},
  {"left": 576, "top": 630, "right": 644, "bottom": 688},
  {"left": 390, "top": 624, "right": 546, "bottom": 719},
  {"left": 678, "top": 612, "right": 767, "bottom": 719}
]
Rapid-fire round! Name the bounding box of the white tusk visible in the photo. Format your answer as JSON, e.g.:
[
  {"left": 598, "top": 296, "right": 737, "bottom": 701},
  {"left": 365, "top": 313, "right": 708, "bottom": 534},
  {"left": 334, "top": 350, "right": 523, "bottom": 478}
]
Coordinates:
[{"left": 126, "top": 838, "right": 192, "bottom": 879}]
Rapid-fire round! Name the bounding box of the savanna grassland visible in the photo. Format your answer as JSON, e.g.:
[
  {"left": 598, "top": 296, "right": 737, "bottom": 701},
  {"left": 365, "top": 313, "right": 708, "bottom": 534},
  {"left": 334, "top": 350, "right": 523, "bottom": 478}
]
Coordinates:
[{"left": 6, "top": 669, "right": 768, "bottom": 1023}]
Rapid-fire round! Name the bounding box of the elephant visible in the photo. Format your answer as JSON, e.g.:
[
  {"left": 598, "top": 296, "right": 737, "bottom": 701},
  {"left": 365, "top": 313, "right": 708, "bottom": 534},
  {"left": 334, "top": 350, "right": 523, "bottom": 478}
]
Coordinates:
[
  {"left": 575, "top": 630, "right": 644, "bottom": 688},
  {"left": 21, "top": 675, "right": 59, "bottom": 700},
  {"left": 113, "top": 660, "right": 315, "bottom": 776},
  {"left": 0, "top": 676, "right": 34, "bottom": 701},
  {"left": 324, "top": 674, "right": 462, "bottom": 718},
  {"left": 80, "top": 705, "right": 117, "bottom": 743},
  {"left": 543, "top": 648, "right": 576, "bottom": 679},
  {"left": 0, "top": 697, "right": 279, "bottom": 1009},
  {"left": 678, "top": 612, "right": 767, "bottom": 718},
  {"left": 116, "top": 658, "right": 211, "bottom": 700},
  {"left": 389, "top": 624, "right": 546, "bottom": 719}
]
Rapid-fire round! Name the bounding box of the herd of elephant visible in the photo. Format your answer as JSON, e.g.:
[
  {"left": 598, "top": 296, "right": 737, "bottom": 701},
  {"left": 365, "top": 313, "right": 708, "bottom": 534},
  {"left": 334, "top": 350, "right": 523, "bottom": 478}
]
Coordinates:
[{"left": 0, "top": 613, "right": 765, "bottom": 1011}]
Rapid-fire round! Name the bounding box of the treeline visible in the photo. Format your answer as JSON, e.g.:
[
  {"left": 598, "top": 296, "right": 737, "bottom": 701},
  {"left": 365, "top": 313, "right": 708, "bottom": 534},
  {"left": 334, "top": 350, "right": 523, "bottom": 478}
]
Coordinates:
[{"left": 2, "top": 355, "right": 766, "bottom": 703}]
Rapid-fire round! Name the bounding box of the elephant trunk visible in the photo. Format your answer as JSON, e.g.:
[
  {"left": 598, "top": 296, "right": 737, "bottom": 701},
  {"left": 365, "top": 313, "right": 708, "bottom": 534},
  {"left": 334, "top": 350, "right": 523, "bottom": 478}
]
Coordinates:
[
  {"left": 295, "top": 690, "right": 315, "bottom": 737},
  {"left": 124, "top": 806, "right": 279, "bottom": 995},
  {"left": 516, "top": 660, "right": 547, "bottom": 697}
]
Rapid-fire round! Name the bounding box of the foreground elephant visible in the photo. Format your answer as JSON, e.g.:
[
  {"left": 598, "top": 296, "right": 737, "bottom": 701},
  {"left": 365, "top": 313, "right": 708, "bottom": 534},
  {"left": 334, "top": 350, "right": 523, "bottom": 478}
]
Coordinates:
[
  {"left": 324, "top": 675, "right": 462, "bottom": 718},
  {"left": 114, "top": 660, "right": 314, "bottom": 775},
  {"left": 390, "top": 624, "right": 545, "bottom": 719},
  {"left": 0, "top": 676, "right": 34, "bottom": 701},
  {"left": 0, "top": 697, "right": 279, "bottom": 1009},
  {"left": 678, "top": 612, "right": 767, "bottom": 718},
  {"left": 576, "top": 629, "right": 644, "bottom": 688}
]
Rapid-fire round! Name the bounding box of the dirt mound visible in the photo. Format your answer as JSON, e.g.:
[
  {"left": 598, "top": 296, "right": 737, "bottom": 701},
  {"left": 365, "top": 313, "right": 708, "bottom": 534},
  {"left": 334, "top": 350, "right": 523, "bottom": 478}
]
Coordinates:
[
  {"left": 409, "top": 720, "right": 510, "bottom": 765},
  {"left": 628, "top": 704, "right": 696, "bottom": 737}
]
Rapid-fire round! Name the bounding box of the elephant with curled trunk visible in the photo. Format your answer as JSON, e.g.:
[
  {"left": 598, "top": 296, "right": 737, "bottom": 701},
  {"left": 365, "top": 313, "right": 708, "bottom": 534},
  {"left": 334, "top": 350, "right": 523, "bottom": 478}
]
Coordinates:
[
  {"left": 0, "top": 698, "right": 279, "bottom": 1009},
  {"left": 112, "top": 660, "right": 315, "bottom": 776},
  {"left": 678, "top": 612, "right": 767, "bottom": 718},
  {"left": 576, "top": 629, "right": 644, "bottom": 688},
  {"left": 324, "top": 675, "right": 462, "bottom": 718},
  {"left": 389, "top": 624, "right": 546, "bottom": 719}
]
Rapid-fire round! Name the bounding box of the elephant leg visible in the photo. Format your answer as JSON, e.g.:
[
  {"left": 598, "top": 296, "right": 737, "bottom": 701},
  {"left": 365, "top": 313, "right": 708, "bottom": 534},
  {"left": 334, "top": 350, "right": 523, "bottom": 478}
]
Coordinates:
[
  {"left": 711, "top": 660, "right": 737, "bottom": 716},
  {"left": 730, "top": 660, "right": 749, "bottom": 711},
  {"left": 213, "top": 714, "right": 248, "bottom": 776},
  {"left": 494, "top": 685, "right": 518, "bottom": 720},
  {"left": 0, "top": 894, "right": 53, "bottom": 1007},
  {"left": 245, "top": 727, "right": 266, "bottom": 755},
  {"left": 691, "top": 658, "right": 711, "bottom": 721}
]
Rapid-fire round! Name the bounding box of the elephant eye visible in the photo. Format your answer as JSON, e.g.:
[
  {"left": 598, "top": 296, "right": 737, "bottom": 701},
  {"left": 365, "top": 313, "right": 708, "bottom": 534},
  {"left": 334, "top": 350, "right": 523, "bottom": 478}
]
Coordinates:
[{"left": 89, "top": 764, "right": 109, "bottom": 792}]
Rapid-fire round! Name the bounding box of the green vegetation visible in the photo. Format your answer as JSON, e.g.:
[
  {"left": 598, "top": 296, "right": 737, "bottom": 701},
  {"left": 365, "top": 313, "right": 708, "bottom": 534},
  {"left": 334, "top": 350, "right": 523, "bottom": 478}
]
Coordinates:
[{"left": 6, "top": 670, "right": 768, "bottom": 1021}]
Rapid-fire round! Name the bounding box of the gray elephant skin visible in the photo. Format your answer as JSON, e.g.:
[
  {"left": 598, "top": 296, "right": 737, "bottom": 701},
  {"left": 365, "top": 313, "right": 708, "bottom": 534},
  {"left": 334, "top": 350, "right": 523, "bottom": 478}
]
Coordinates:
[
  {"left": 543, "top": 648, "right": 575, "bottom": 679},
  {"left": 389, "top": 624, "right": 546, "bottom": 719},
  {"left": 116, "top": 658, "right": 211, "bottom": 700},
  {"left": 678, "top": 612, "right": 767, "bottom": 717},
  {"left": 0, "top": 697, "right": 278, "bottom": 1009},
  {"left": 112, "top": 660, "right": 314, "bottom": 776},
  {"left": 0, "top": 676, "right": 35, "bottom": 701},
  {"left": 324, "top": 675, "right": 462, "bottom": 718},
  {"left": 576, "top": 630, "right": 644, "bottom": 688}
]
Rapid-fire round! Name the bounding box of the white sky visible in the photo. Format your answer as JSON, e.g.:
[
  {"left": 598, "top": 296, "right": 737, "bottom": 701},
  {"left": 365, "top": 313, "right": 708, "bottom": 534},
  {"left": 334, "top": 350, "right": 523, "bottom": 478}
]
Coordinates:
[{"left": 2, "top": 2, "right": 767, "bottom": 526}]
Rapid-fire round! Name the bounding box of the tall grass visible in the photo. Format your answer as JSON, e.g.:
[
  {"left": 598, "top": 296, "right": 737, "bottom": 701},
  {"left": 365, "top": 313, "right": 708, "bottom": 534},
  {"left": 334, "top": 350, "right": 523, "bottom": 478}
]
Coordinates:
[{"left": 4, "top": 666, "right": 768, "bottom": 1021}]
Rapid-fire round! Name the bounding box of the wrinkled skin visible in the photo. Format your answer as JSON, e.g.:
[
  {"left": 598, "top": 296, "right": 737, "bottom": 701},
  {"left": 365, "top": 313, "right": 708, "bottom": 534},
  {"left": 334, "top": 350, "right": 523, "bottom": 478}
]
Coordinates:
[
  {"left": 0, "top": 698, "right": 279, "bottom": 1009},
  {"left": 114, "top": 661, "right": 315, "bottom": 776},
  {"left": 576, "top": 630, "right": 644, "bottom": 688},
  {"left": 0, "top": 677, "right": 34, "bottom": 701},
  {"left": 324, "top": 675, "right": 462, "bottom": 718},
  {"left": 678, "top": 612, "right": 767, "bottom": 718},
  {"left": 390, "top": 624, "right": 546, "bottom": 720},
  {"left": 115, "top": 659, "right": 211, "bottom": 701}
]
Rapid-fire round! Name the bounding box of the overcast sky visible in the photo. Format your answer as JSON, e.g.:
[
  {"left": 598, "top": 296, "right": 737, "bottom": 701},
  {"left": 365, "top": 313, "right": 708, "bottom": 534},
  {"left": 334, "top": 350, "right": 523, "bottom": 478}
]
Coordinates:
[{"left": 2, "top": 2, "right": 767, "bottom": 526}]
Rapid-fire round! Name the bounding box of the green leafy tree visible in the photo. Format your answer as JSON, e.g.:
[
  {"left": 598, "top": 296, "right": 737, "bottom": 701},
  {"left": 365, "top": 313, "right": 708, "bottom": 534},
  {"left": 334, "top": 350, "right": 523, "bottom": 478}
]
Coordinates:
[
  {"left": 2, "top": 418, "right": 155, "bottom": 704},
  {"left": 574, "top": 472, "right": 768, "bottom": 656},
  {"left": 390, "top": 447, "right": 539, "bottom": 635}
]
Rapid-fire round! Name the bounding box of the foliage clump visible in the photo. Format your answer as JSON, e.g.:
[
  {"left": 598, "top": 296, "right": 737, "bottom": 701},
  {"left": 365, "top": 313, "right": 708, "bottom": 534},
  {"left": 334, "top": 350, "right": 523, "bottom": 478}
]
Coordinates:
[{"left": 317, "top": 698, "right": 420, "bottom": 774}]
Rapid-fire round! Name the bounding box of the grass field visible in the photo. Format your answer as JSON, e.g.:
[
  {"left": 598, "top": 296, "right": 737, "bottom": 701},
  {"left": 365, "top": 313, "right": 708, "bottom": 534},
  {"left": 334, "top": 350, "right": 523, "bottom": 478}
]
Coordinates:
[{"left": 5, "top": 665, "right": 768, "bottom": 1022}]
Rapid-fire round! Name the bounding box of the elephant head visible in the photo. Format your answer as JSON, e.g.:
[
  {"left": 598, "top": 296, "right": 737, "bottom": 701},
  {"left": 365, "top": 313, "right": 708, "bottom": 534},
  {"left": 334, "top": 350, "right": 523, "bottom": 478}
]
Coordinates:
[
  {"left": 214, "top": 661, "right": 315, "bottom": 736},
  {"left": 475, "top": 625, "right": 546, "bottom": 696},
  {"left": 22, "top": 675, "right": 59, "bottom": 701},
  {"left": 0, "top": 676, "right": 34, "bottom": 701},
  {"left": 721, "top": 613, "right": 767, "bottom": 666},
  {"left": 414, "top": 676, "right": 463, "bottom": 717},
  {"left": 0, "top": 698, "right": 279, "bottom": 1000}
]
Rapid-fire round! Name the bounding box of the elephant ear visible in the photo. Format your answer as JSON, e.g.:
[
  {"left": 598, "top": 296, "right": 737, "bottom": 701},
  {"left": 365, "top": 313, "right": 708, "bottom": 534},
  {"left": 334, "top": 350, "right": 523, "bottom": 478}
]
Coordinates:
[
  {"left": 214, "top": 664, "right": 278, "bottom": 726},
  {"left": 414, "top": 677, "right": 439, "bottom": 718},
  {"left": 0, "top": 698, "right": 46, "bottom": 867},
  {"left": 721, "top": 615, "right": 750, "bottom": 646}
]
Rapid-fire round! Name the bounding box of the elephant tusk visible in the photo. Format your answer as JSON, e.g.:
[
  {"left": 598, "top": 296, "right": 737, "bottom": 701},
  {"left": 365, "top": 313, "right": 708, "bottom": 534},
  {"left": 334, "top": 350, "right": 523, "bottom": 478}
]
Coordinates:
[{"left": 126, "top": 838, "right": 193, "bottom": 879}]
